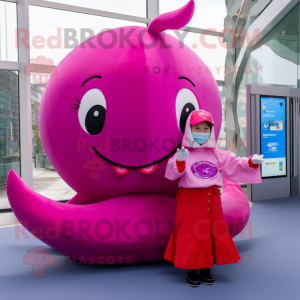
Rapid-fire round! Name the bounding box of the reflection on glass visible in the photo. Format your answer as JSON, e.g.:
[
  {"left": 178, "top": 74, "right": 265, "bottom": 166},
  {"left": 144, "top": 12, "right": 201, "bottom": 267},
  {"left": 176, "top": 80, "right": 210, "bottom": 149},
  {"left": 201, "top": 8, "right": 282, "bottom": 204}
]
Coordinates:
[
  {"left": 160, "top": 0, "right": 227, "bottom": 32},
  {"left": 29, "top": 6, "right": 147, "bottom": 66},
  {"left": 0, "top": 2, "right": 18, "bottom": 62},
  {"left": 0, "top": 70, "right": 20, "bottom": 210},
  {"left": 166, "top": 30, "right": 226, "bottom": 81},
  {"left": 235, "top": 4, "right": 298, "bottom": 158},
  {"left": 216, "top": 85, "right": 226, "bottom": 150},
  {"left": 31, "top": 83, "right": 77, "bottom": 201}
]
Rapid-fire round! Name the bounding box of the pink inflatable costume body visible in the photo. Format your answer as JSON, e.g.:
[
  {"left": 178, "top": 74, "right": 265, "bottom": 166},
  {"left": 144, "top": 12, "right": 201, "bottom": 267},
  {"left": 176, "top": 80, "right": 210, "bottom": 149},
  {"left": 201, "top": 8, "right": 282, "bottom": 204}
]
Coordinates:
[{"left": 7, "top": 0, "right": 251, "bottom": 264}]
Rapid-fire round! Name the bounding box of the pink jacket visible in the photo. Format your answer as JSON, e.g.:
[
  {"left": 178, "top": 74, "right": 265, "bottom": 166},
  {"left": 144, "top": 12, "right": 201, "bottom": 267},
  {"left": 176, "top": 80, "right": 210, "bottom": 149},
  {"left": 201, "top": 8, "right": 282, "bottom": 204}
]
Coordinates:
[{"left": 165, "top": 111, "right": 262, "bottom": 188}]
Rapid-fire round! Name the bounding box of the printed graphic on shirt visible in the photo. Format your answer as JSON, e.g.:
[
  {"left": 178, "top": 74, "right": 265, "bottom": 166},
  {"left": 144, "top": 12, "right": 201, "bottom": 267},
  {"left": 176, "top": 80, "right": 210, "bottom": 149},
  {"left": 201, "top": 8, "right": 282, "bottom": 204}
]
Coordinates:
[{"left": 191, "top": 161, "right": 218, "bottom": 179}]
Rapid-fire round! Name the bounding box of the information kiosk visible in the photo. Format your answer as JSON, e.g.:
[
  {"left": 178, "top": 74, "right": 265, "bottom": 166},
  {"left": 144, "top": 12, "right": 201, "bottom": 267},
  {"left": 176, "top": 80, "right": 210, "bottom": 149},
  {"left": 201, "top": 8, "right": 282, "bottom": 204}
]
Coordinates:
[{"left": 246, "top": 84, "right": 300, "bottom": 201}]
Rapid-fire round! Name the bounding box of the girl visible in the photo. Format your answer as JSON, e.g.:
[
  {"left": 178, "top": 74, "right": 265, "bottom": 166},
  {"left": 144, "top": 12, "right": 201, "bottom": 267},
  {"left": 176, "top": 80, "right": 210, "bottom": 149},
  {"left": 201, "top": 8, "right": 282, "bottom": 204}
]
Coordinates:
[{"left": 164, "top": 109, "right": 263, "bottom": 287}]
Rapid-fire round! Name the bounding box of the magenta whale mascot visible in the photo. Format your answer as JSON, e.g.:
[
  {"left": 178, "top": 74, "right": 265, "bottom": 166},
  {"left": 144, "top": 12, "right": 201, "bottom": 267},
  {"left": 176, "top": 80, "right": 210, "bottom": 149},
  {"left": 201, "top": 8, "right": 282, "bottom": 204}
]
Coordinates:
[{"left": 7, "top": 0, "right": 251, "bottom": 264}]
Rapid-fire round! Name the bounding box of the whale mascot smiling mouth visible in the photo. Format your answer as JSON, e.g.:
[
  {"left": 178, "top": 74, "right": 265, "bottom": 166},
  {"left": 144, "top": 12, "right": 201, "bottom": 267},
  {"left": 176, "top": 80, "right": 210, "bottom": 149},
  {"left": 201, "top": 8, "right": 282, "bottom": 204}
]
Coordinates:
[{"left": 7, "top": 0, "right": 250, "bottom": 264}]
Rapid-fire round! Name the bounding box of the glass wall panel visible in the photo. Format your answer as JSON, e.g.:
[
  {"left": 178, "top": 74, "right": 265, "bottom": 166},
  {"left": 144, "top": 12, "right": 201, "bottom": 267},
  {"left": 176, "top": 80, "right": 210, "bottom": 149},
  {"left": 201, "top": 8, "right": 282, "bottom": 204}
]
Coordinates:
[
  {"left": 29, "top": 7, "right": 147, "bottom": 201},
  {"left": 41, "top": 0, "right": 146, "bottom": 17},
  {"left": 160, "top": 0, "right": 227, "bottom": 32},
  {"left": 0, "top": 1, "right": 18, "bottom": 62},
  {"left": 216, "top": 85, "right": 226, "bottom": 150},
  {"left": 166, "top": 30, "right": 226, "bottom": 81},
  {"left": 0, "top": 70, "right": 20, "bottom": 210},
  {"left": 235, "top": 4, "right": 298, "bottom": 158},
  {"left": 30, "top": 85, "right": 75, "bottom": 202},
  {"left": 29, "top": 6, "right": 147, "bottom": 66}
]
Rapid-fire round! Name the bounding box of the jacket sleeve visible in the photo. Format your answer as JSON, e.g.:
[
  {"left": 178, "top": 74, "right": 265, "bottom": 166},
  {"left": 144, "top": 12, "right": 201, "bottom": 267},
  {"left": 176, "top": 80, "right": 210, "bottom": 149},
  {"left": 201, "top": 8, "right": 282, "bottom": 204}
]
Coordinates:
[
  {"left": 216, "top": 149, "right": 262, "bottom": 184},
  {"left": 165, "top": 152, "right": 187, "bottom": 181}
]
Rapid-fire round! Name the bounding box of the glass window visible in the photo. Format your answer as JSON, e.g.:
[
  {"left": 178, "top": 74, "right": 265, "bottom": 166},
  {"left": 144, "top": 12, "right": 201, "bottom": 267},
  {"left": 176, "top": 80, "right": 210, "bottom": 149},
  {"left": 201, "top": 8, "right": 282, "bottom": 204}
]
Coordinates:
[
  {"left": 29, "top": 5, "right": 147, "bottom": 66},
  {"left": 31, "top": 85, "right": 77, "bottom": 201},
  {"left": 0, "top": 70, "right": 20, "bottom": 210},
  {"left": 0, "top": 1, "right": 18, "bottom": 62},
  {"left": 41, "top": 0, "right": 146, "bottom": 17},
  {"left": 216, "top": 85, "right": 226, "bottom": 150},
  {"left": 166, "top": 30, "right": 226, "bottom": 81},
  {"left": 29, "top": 7, "right": 147, "bottom": 202},
  {"left": 160, "top": 0, "right": 227, "bottom": 32},
  {"left": 235, "top": 4, "right": 298, "bottom": 158}
]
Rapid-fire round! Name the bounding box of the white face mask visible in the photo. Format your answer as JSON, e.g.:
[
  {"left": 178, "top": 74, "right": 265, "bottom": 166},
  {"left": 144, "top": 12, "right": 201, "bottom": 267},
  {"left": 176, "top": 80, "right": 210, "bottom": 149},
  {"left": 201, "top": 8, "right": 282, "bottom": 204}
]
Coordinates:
[{"left": 192, "top": 132, "right": 210, "bottom": 144}]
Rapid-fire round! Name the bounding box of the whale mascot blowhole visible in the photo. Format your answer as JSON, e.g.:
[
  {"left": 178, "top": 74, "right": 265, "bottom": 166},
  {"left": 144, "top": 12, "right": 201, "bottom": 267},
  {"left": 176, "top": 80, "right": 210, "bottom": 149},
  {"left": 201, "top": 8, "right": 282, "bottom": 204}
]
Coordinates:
[{"left": 7, "top": 0, "right": 250, "bottom": 264}]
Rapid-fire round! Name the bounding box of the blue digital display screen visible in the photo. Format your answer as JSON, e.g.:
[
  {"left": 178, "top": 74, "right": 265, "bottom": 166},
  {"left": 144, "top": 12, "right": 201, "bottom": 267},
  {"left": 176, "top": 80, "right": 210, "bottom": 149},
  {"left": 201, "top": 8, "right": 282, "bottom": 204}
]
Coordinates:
[{"left": 260, "top": 96, "right": 286, "bottom": 178}]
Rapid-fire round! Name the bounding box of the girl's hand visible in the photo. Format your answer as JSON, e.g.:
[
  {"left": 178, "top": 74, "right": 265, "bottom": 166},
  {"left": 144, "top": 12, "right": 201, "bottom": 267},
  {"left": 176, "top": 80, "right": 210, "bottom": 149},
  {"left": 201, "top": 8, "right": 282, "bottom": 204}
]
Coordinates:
[
  {"left": 177, "top": 146, "right": 189, "bottom": 162},
  {"left": 251, "top": 154, "right": 264, "bottom": 164}
]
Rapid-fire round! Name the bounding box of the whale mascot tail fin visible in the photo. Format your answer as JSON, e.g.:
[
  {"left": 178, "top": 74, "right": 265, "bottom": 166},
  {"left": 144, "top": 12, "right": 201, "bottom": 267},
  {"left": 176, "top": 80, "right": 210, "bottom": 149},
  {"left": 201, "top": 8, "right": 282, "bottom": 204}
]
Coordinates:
[{"left": 221, "top": 176, "right": 250, "bottom": 237}]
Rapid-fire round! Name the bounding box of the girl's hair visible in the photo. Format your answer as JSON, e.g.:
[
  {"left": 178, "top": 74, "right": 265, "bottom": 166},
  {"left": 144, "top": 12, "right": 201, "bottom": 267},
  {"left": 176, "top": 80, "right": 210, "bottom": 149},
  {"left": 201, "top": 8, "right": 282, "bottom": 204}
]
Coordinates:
[
  {"left": 190, "top": 121, "right": 212, "bottom": 131},
  {"left": 207, "top": 122, "right": 212, "bottom": 132}
]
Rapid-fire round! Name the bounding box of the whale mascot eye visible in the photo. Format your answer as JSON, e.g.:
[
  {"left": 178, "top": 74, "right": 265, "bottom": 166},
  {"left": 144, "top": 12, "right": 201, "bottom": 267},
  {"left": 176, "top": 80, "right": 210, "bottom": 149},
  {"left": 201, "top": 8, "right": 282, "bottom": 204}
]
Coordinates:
[
  {"left": 78, "top": 88, "right": 107, "bottom": 135},
  {"left": 176, "top": 88, "right": 199, "bottom": 133}
]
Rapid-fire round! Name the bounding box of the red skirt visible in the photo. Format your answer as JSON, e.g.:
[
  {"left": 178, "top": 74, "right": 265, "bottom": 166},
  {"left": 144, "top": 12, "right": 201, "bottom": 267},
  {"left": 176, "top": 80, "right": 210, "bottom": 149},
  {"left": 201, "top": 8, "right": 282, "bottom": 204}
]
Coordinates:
[{"left": 164, "top": 186, "right": 241, "bottom": 269}]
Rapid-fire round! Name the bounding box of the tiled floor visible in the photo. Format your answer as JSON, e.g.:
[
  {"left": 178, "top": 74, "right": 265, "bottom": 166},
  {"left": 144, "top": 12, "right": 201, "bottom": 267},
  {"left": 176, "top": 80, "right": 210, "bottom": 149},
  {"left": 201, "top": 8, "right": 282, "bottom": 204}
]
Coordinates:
[{"left": 1, "top": 196, "right": 299, "bottom": 300}]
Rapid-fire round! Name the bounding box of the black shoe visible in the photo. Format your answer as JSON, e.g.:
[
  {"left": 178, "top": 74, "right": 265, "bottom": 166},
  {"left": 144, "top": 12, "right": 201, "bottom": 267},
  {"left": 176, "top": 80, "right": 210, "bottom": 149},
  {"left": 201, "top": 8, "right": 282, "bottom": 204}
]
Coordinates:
[
  {"left": 186, "top": 269, "right": 200, "bottom": 287},
  {"left": 199, "top": 268, "right": 214, "bottom": 285}
]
